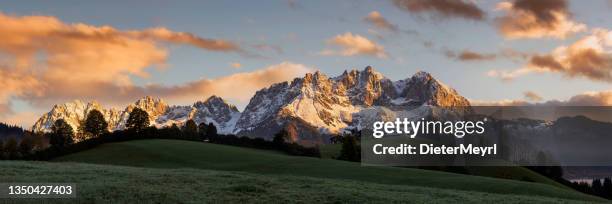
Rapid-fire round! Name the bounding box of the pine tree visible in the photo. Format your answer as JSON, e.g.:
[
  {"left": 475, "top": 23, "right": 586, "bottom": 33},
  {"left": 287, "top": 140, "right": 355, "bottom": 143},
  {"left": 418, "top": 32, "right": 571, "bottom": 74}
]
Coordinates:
[
  {"left": 206, "top": 123, "right": 217, "bottom": 138},
  {"left": 183, "top": 119, "right": 198, "bottom": 140},
  {"left": 84, "top": 109, "right": 108, "bottom": 138},
  {"left": 198, "top": 122, "right": 209, "bottom": 140},
  {"left": 170, "top": 123, "right": 181, "bottom": 139},
  {"left": 4, "top": 137, "right": 18, "bottom": 159},
  {"left": 18, "top": 135, "right": 34, "bottom": 155},
  {"left": 593, "top": 179, "right": 603, "bottom": 196},
  {"left": 126, "top": 108, "right": 150, "bottom": 133},
  {"left": 0, "top": 140, "right": 5, "bottom": 159},
  {"left": 338, "top": 135, "right": 360, "bottom": 162},
  {"left": 50, "top": 119, "right": 74, "bottom": 148},
  {"left": 604, "top": 178, "right": 612, "bottom": 198}
]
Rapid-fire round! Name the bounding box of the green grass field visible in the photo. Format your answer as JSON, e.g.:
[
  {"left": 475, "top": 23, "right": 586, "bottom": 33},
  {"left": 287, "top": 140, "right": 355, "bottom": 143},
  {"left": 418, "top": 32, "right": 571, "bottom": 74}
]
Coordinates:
[
  {"left": 0, "top": 161, "right": 598, "bottom": 203},
  {"left": 41, "top": 139, "right": 602, "bottom": 202}
]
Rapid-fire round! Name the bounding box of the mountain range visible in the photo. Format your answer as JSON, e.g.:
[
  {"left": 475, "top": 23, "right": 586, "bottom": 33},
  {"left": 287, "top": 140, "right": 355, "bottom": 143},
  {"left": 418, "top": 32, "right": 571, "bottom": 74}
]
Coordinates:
[{"left": 32, "top": 66, "right": 471, "bottom": 144}]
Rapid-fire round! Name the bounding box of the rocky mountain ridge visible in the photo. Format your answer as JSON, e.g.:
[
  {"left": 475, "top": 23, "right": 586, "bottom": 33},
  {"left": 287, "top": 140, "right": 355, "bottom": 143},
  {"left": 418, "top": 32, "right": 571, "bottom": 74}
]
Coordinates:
[{"left": 32, "top": 66, "right": 472, "bottom": 143}]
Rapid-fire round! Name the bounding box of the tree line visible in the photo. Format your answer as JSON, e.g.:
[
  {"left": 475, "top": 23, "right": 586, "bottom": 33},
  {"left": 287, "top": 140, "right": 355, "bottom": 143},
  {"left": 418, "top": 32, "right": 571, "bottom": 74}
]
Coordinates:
[
  {"left": 0, "top": 107, "right": 320, "bottom": 160},
  {"left": 570, "top": 178, "right": 612, "bottom": 199}
]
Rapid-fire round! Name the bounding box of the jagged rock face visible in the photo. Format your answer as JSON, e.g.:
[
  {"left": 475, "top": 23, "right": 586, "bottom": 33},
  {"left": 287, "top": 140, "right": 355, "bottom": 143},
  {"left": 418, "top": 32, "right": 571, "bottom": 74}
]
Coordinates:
[
  {"left": 114, "top": 96, "right": 169, "bottom": 130},
  {"left": 32, "top": 100, "right": 122, "bottom": 133},
  {"left": 235, "top": 70, "right": 359, "bottom": 137},
  {"left": 33, "top": 66, "right": 472, "bottom": 145},
  {"left": 236, "top": 67, "right": 472, "bottom": 142},
  {"left": 399, "top": 71, "right": 471, "bottom": 107},
  {"left": 33, "top": 95, "right": 240, "bottom": 134},
  {"left": 334, "top": 66, "right": 397, "bottom": 106},
  {"left": 157, "top": 95, "right": 240, "bottom": 133}
]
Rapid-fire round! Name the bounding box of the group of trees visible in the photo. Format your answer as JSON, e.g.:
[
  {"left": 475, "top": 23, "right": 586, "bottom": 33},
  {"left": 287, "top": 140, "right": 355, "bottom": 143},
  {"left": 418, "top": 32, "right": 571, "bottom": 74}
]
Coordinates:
[
  {"left": 331, "top": 129, "right": 361, "bottom": 162},
  {"left": 0, "top": 108, "right": 155, "bottom": 160},
  {"left": 571, "top": 178, "right": 612, "bottom": 199},
  {"left": 0, "top": 123, "right": 46, "bottom": 160},
  {"left": 2, "top": 106, "right": 322, "bottom": 160},
  {"left": 271, "top": 129, "right": 320, "bottom": 157}
]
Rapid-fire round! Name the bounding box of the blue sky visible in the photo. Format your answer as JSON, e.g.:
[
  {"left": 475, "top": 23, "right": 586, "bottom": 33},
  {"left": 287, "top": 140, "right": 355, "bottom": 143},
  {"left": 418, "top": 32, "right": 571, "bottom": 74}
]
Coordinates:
[{"left": 1, "top": 0, "right": 611, "bottom": 127}]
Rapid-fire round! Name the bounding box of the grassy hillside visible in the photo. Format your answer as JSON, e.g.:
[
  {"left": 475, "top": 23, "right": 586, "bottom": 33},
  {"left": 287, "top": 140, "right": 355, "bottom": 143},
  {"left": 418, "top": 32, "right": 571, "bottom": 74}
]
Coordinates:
[
  {"left": 52, "top": 139, "right": 602, "bottom": 202},
  {"left": 321, "top": 140, "right": 569, "bottom": 190},
  {"left": 0, "top": 161, "right": 595, "bottom": 203}
]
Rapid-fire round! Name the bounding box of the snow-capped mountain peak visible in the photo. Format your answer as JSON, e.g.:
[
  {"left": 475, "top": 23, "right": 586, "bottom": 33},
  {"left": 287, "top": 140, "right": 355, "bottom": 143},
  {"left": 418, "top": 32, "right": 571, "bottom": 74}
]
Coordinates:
[
  {"left": 32, "top": 67, "right": 471, "bottom": 145},
  {"left": 33, "top": 95, "right": 240, "bottom": 134}
]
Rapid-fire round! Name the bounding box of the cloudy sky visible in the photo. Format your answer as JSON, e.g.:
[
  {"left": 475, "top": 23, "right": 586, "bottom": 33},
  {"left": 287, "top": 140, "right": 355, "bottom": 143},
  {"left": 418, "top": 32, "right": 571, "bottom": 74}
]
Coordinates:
[{"left": 1, "top": 0, "right": 612, "bottom": 127}]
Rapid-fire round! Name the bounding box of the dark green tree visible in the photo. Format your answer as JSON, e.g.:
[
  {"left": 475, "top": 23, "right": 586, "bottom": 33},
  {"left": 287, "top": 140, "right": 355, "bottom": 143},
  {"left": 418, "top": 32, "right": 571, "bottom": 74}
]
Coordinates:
[
  {"left": 198, "top": 122, "right": 209, "bottom": 140},
  {"left": 338, "top": 135, "right": 360, "bottom": 162},
  {"left": 18, "top": 135, "right": 34, "bottom": 155},
  {"left": 206, "top": 123, "right": 217, "bottom": 138},
  {"left": 126, "top": 108, "right": 150, "bottom": 133},
  {"left": 84, "top": 109, "right": 108, "bottom": 138},
  {"left": 0, "top": 140, "right": 5, "bottom": 159},
  {"left": 604, "top": 178, "right": 612, "bottom": 197},
  {"left": 183, "top": 119, "right": 198, "bottom": 140},
  {"left": 50, "top": 119, "right": 74, "bottom": 148},
  {"left": 170, "top": 123, "right": 181, "bottom": 139},
  {"left": 593, "top": 179, "right": 603, "bottom": 196},
  {"left": 4, "top": 137, "right": 18, "bottom": 159}
]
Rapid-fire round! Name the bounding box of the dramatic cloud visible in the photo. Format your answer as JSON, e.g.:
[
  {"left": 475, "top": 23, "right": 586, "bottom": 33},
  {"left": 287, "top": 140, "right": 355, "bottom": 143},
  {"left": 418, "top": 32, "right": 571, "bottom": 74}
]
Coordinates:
[
  {"left": 392, "top": 0, "right": 485, "bottom": 20},
  {"left": 320, "top": 32, "right": 388, "bottom": 58},
  {"left": 0, "top": 62, "right": 313, "bottom": 126},
  {"left": 523, "top": 91, "right": 543, "bottom": 101},
  {"left": 364, "top": 11, "right": 398, "bottom": 32},
  {"left": 445, "top": 50, "right": 497, "bottom": 61},
  {"left": 562, "top": 91, "right": 612, "bottom": 106},
  {"left": 489, "top": 29, "right": 612, "bottom": 82},
  {"left": 495, "top": 0, "right": 586, "bottom": 39},
  {"left": 132, "top": 62, "right": 313, "bottom": 104},
  {"left": 128, "top": 27, "right": 241, "bottom": 52},
  {"left": 0, "top": 12, "right": 307, "bottom": 127}
]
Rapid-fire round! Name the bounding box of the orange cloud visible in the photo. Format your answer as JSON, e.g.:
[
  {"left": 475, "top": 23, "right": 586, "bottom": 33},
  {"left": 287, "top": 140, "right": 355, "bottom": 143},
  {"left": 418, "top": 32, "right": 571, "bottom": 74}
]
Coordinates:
[
  {"left": 0, "top": 11, "right": 292, "bottom": 124},
  {"left": 523, "top": 91, "right": 543, "bottom": 101},
  {"left": 320, "top": 32, "right": 387, "bottom": 58},
  {"left": 392, "top": 0, "right": 485, "bottom": 20},
  {"left": 140, "top": 62, "right": 313, "bottom": 104},
  {"left": 490, "top": 28, "right": 612, "bottom": 82},
  {"left": 128, "top": 27, "right": 241, "bottom": 52},
  {"left": 445, "top": 50, "right": 497, "bottom": 61},
  {"left": 495, "top": 0, "right": 586, "bottom": 39},
  {"left": 1, "top": 62, "right": 313, "bottom": 127},
  {"left": 364, "top": 11, "right": 398, "bottom": 32},
  {"left": 229, "top": 62, "right": 242, "bottom": 69}
]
